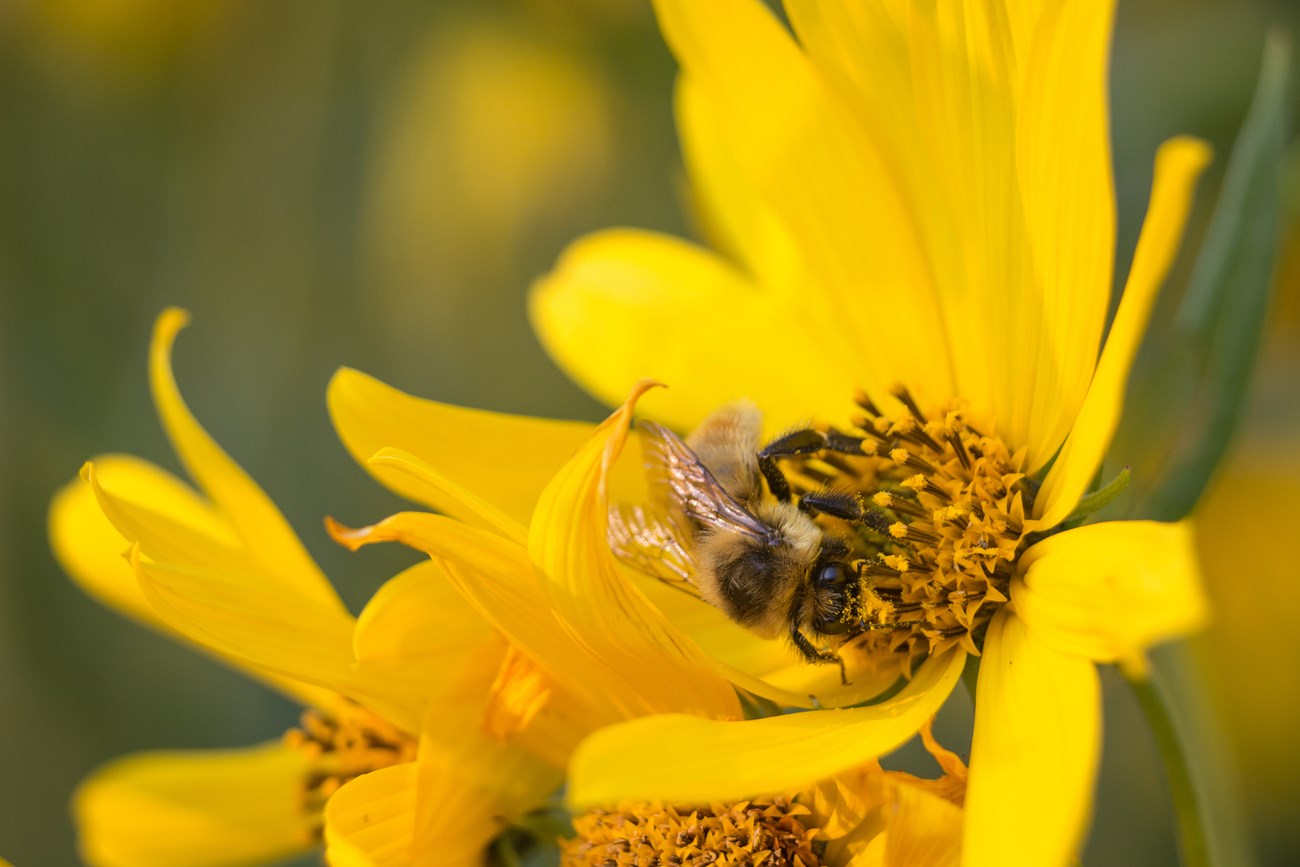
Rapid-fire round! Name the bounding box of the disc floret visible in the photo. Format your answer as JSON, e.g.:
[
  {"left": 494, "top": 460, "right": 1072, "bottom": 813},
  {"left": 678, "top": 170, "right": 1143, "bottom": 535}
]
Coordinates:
[
  {"left": 561, "top": 797, "right": 821, "bottom": 867},
  {"left": 781, "top": 387, "right": 1033, "bottom": 679}
]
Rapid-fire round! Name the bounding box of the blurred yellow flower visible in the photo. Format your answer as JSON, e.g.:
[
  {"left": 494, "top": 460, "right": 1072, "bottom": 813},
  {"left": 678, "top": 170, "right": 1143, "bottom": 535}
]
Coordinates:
[
  {"left": 30, "top": 0, "right": 232, "bottom": 87},
  {"left": 362, "top": 16, "right": 614, "bottom": 357},
  {"left": 525, "top": 1, "right": 1213, "bottom": 864},
  {"left": 49, "top": 310, "right": 559, "bottom": 867}
]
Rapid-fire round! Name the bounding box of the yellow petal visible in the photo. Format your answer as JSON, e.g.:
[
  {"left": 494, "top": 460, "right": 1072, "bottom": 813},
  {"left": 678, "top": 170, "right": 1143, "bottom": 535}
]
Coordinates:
[
  {"left": 331, "top": 511, "right": 632, "bottom": 754},
  {"left": 74, "top": 741, "right": 312, "bottom": 867},
  {"left": 482, "top": 644, "right": 553, "bottom": 742},
  {"left": 879, "top": 777, "right": 963, "bottom": 867},
  {"left": 327, "top": 366, "right": 608, "bottom": 526},
  {"left": 963, "top": 610, "right": 1101, "bottom": 867},
  {"left": 528, "top": 381, "right": 740, "bottom": 720},
  {"left": 1037, "top": 137, "right": 1212, "bottom": 526},
  {"left": 651, "top": 0, "right": 951, "bottom": 412},
  {"left": 327, "top": 645, "right": 563, "bottom": 867},
  {"left": 787, "top": 0, "right": 1035, "bottom": 452},
  {"left": 412, "top": 643, "right": 565, "bottom": 866},
  {"left": 51, "top": 460, "right": 339, "bottom": 712},
  {"left": 352, "top": 559, "right": 495, "bottom": 667},
  {"left": 49, "top": 458, "right": 180, "bottom": 631},
  {"left": 567, "top": 649, "right": 964, "bottom": 807},
  {"left": 331, "top": 513, "right": 574, "bottom": 696},
  {"left": 1013, "top": 0, "right": 1118, "bottom": 468},
  {"left": 324, "top": 763, "right": 418, "bottom": 867},
  {"left": 413, "top": 736, "right": 561, "bottom": 867},
  {"left": 1014, "top": 520, "right": 1207, "bottom": 664},
  {"left": 366, "top": 446, "right": 526, "bottom": 543},
  {"left": 812, "top": 755, "right": 964, "bottom": 867},
  {"left": 675, "top": 75, "right": 803, "bottom": 301},
  {"left": 352, "top": 559, "right": 511, "bottom": 722},
  {"left": 80, "top": 460, "right": 255, "bottom": 579},
  {"left": 149, "top": 309, "right": 343, "bottom": 611},
  {"left": 530, "top": 228, "right": 858, "bottom": 433},
  {"left": 133, "top": 553, "right": 424, "bottom": 733}
]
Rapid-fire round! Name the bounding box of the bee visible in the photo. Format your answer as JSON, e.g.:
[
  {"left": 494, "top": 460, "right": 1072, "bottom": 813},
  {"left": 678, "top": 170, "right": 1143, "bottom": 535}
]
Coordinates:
[{"left": 609, "top": 403, "right": 879, "bottom": 677}]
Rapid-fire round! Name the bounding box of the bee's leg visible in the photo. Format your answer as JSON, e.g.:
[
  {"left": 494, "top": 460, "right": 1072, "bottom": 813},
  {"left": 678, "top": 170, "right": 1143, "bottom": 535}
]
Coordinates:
[
  {"left": 758, "top": 429, "right": 864, "bottom": 501},
  {"left": 798, "top": 491, "right": 893, "bottom": 535},
  {"left": 789, "top": 626, "right": 849, "bottom": 685}
]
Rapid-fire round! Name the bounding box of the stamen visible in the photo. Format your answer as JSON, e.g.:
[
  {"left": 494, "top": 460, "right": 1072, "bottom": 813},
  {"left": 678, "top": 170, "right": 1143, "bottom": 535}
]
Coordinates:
[{"left": 762, "top": 392, "right": 1032, "bottom": 681}]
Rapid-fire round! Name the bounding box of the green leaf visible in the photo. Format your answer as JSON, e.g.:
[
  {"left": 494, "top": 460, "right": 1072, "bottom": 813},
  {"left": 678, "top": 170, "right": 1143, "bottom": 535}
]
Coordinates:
[
  {"left": 1065, "top": 467, "right": 1130, "bottom": 526},
  {"left": 1138, "top": 33, "right": 1291, "bottom": 521}
]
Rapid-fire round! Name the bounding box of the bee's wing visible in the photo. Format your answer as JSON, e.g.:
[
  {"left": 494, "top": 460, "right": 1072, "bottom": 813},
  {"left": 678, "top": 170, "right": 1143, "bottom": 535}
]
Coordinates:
[
  {"left": 607, "top": 503, "right": 702, "bottom": 599},
  {"left": 639, "top": 420, "right": 775, "bottom": 545}
]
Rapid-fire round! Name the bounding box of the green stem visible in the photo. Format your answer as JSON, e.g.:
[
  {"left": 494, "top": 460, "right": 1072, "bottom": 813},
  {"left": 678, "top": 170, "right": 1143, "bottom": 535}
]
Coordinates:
[
  {"left": 1125, "top": 667, "right": 1211, "bottom": 867},
  {"left": 960, "top": 651, "right": 982, "bottom": 703}
]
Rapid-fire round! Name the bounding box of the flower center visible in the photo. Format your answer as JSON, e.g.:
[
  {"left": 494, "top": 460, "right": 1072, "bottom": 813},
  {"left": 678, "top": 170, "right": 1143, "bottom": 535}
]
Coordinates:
[
  {"left": 561, "top": 797, "right": 822, "bottom": 867},
  {"left": 282, "top": 703, "right": 417, "bottom": 835},
  {"left": 782, "top": 388, "right": 1033, "bottom": 680}
]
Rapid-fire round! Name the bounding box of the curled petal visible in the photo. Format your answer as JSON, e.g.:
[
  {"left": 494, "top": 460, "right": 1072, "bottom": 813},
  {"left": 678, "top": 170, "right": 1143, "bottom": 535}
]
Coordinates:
[
  {"left": 53, "top": 460, "right": 337, "bottom": 711},
  {"left": 366, "top": 447, "right": 526, "bottom": 543},
  {"left": 150, "top": 308, "right": 340, "bottom": 609},
  {"left": 528, "top": 380, "right": 741, "bottom": 721},
  {"left": 49, "top": 457, "right": 182, "bottom": 632},
  {"left": 327, "top": 367, "right": 612, "bottom": 526},
  {"left": 133, "top": 552, "right": 422, "bottom": 732}
]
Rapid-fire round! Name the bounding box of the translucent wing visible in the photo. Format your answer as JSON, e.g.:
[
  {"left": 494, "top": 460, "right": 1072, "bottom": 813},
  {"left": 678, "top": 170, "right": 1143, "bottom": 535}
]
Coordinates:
[
  {"left": 638, "top": 420, "right": 775, "bottom": 545},
  {"left": 607, "top": 503, "right": 702, "bottom": 599}
]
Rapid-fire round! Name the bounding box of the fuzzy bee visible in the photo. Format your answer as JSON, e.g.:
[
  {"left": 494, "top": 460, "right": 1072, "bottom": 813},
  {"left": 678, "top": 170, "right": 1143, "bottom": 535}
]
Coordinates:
[{"left": 609, "top": 403, "right": 875, "bottom": 676}]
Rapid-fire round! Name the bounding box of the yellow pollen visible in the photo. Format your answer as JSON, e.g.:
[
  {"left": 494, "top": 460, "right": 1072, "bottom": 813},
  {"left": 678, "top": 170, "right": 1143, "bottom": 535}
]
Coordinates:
[
  {"left": 561, "top": 797, "right": 822, "bottom": 867},
  {"left": 872, "top": 491, "right": 893, "bottom": 508},
  {"left": 888, "top": 522, "right": 909, "bottom": 539},
  {"left": 889, "top": 447, "right": 910, "bottom": 465},
  {"left": 882, "top": 554, "right": 911, "bottom": 573},
  {"left": 887, "top": 417, "right": 917, "bottom": 436}
]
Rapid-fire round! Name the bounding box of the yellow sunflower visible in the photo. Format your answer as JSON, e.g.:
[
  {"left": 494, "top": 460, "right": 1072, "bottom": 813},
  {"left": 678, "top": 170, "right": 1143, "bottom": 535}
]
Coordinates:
[
  {"left": 321, "top": 364, "right": 973, "bottom": 866},
  {"left": 517, "top": 1, "right": 1211, "bottom": 864},
  {"left": 50, "top": 310, "right": 560, "bottom": 867},
  {"left": 329, "top": 372, "right": 965, "bottom": 767}
]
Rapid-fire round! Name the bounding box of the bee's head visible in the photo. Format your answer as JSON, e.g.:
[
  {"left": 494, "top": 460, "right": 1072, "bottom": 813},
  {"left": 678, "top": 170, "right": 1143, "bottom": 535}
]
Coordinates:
[{"left": 808, "top": 541, "right": 860, "bottom": 636}]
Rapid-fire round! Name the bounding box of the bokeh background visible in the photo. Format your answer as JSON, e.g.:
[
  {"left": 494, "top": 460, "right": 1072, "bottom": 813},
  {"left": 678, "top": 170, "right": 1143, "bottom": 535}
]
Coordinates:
[{"left": 0, "top": 0, "right": 1297, "bottom": 864}]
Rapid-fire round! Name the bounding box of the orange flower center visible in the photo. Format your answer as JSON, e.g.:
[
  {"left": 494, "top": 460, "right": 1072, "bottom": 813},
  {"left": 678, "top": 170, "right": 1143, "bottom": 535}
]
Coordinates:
[
  {"left": 780, "top": 387, "right": 1034, "bottom": 681},
  {"left": 562, "top": 797, "right": 822, "bottom": 867}
]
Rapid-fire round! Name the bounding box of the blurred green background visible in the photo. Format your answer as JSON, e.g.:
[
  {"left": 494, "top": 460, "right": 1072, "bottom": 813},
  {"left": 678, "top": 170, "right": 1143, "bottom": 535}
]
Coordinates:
[{"left": 0, "top": 0, "right": 1297, "bottom": 864}]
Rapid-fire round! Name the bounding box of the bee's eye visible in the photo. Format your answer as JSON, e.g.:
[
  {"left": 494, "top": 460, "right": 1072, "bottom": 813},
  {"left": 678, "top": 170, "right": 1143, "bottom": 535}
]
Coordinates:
[
  {"left": 813, "top": 562, "right": 857, "bottom": 635},
  {"left": 816, "top": 562, "right": 852, "bottom": 589}
]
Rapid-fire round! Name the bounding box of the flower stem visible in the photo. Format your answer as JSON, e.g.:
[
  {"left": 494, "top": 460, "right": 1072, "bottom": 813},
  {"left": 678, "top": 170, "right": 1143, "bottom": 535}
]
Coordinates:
[{"left": 1125, "top": 664, "right": 1211, "bottom": 867}]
